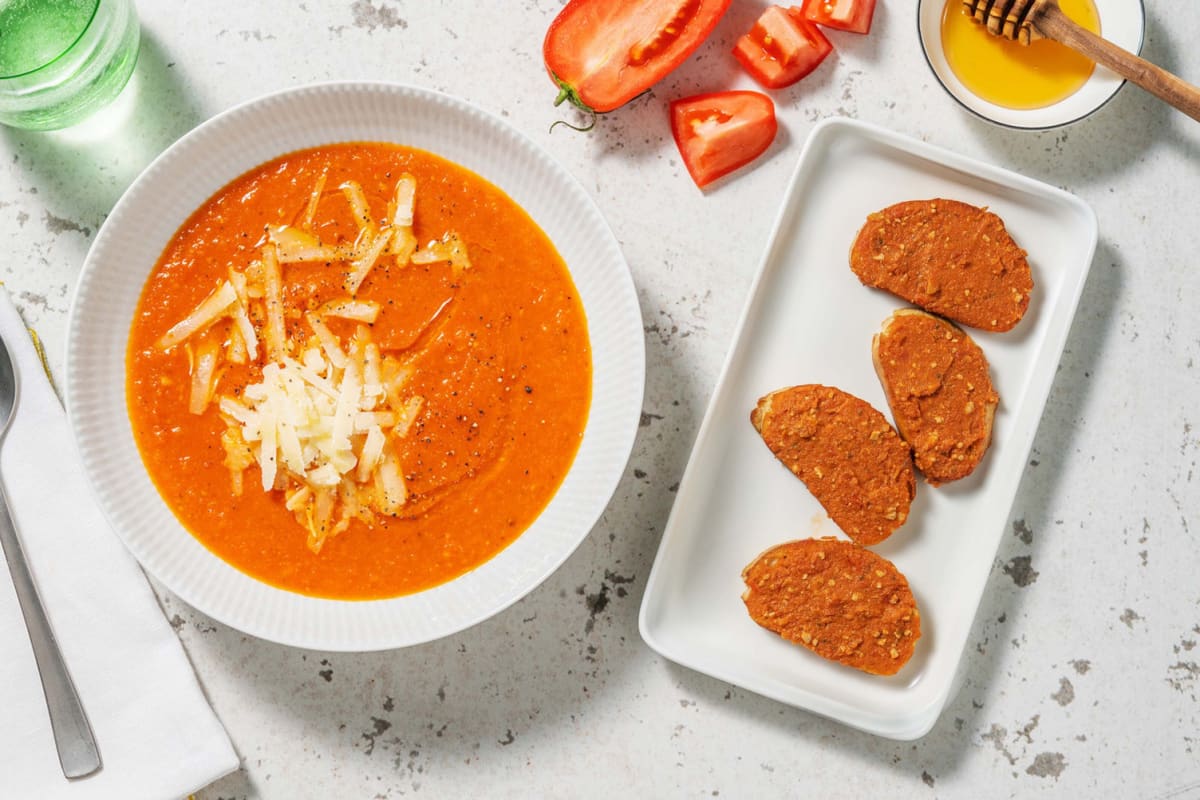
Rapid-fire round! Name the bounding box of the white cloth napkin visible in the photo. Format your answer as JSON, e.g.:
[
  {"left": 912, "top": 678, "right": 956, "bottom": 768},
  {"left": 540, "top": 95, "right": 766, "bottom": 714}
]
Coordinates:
[{"left": 0, "top": 291, "right": 239, "bottom": 799}]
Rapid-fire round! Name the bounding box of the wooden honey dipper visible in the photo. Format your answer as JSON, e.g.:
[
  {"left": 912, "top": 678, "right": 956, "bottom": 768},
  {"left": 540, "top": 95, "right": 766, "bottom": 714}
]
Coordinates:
[{"left": 961, "top": 0, "right": 1200, "bottom": 122}]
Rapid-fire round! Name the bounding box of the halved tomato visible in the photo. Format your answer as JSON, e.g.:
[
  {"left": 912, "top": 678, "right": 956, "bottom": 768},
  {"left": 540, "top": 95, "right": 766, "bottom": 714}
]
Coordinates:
[
  {"left": 670, "top": 91, "right": 777, "bottom": 188},
  {"left": 544, "top": 0, "right": 733, "bottom": 115},
  {"left": 801, "top": 0, "right": 877, "bottom": 34},
  {"left": 733, "top": 6, "right": 833, "bottom": 90}
]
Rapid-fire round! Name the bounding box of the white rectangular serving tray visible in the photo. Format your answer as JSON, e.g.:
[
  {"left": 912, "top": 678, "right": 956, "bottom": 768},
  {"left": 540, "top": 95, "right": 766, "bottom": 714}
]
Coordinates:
[{"left": 638, "top": 117, "right": 1097, "bottom": 740}]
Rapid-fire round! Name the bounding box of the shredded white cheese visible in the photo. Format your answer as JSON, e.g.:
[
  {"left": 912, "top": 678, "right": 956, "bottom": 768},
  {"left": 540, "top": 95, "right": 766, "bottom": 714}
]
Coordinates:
[
  {"left": 222, "top": 341, "right": 386, "bottom": 493},
  {"left": 161, "top": 169, "right": 466, "bottom": 553}
]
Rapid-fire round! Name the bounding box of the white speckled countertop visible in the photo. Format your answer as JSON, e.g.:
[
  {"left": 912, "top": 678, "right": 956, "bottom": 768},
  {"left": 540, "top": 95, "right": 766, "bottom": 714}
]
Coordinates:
[{"left": 2, "top": 2, "right": 1199, "bottom": 797}]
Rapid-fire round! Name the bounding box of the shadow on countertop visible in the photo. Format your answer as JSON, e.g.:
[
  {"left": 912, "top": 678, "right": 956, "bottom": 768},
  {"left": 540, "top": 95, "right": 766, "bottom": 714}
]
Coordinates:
[{"left": 2, "top": 30, "right": 206, "bottom": 243}]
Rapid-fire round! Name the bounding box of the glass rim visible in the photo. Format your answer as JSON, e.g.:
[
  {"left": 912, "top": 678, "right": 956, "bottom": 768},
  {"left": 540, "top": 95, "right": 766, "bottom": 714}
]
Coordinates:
[{"left": 0, "top": 0, "right": 103, "bottom": 81}]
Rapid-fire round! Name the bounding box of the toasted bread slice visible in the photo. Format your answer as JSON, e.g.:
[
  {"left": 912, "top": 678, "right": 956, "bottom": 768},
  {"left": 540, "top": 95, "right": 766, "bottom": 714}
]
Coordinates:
[
  {"left": 850, "top": 198, "right": 1032, "bottom": 332},
  {"left": 741, "top": 538, "right": 921, "bottom": 676},
  {"left": 873, "top": 309, "right": 999, "bottom": 485},
  {"left": 750, "top": 385, "right": 915, "bottom": 546}
]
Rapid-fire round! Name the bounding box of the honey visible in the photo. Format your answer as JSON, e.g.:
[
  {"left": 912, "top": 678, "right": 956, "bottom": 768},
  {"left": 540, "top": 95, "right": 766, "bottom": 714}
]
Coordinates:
[{"left": 940, "top": 0, "right": 1101, "bottom": 110}]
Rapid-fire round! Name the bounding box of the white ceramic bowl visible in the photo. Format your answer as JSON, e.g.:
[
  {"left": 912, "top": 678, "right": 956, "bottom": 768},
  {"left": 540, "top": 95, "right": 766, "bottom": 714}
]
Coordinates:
[
  {"left": 66, "top": 82, "right": 645, "bottom": 651},
  {"left": 918, "top": 0, "right": 1145, "bottom": 129}
]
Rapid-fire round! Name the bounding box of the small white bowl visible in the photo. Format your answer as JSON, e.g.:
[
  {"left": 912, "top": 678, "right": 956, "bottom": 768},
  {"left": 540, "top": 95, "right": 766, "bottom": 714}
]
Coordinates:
[{"left": 918, "top": 0, "right": 1145, "bottom": 129}]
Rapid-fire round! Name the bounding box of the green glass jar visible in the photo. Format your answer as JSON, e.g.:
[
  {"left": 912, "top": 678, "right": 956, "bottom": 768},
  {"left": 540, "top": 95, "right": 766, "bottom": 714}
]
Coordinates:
[{"left": 0, "top": 0, "right": 140, "bottom": 130}]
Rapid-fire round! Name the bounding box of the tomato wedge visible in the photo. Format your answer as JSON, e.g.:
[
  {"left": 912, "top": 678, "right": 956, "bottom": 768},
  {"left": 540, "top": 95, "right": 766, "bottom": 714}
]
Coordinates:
[
  {"left": 801, "top": 0, "right": 877, "bottom": 34},
  {"left": 544, "top": 0, "right": 733, "bottom": 115},
  {"left": 733, "top": 6, "right": 833, "bottom": 90},
  {"left": 670, "top": 91, "right": 777, "bottom": 188}
]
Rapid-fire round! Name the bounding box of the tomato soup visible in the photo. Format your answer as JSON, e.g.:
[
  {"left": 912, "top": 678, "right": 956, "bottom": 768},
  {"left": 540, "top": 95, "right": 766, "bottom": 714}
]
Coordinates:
[{"left": 127, "top": 143, "right": 592, "bottom": 599}]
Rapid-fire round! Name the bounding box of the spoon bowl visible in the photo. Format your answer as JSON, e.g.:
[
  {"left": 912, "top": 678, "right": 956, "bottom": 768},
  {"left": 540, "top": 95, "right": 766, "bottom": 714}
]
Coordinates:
[{"left": 0, "top": 335, "right": 13, "bottom": 432}]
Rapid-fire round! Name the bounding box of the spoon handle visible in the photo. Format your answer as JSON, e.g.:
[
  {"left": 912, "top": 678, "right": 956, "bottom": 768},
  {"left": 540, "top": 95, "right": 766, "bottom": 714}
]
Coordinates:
[
  {"left": 1035, "top": 2, "right": 1200, "bottom": 123},
  {"left": 0, "top": 480, "right": 101, "bottom": 779}
]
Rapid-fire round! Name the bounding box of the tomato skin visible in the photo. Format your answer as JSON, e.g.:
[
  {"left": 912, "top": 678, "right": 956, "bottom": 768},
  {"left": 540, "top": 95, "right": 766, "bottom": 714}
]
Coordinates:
[
  {"left": 544, "top": 0, "right": 733, "bottom": 114},
  {"left": 670, "top": 91, "right": 778, "bottom": 188},
  {"left": 801, "top": 0, "right": 877, "bottom": 34},
  {"left": 733, "top": 6, "right": 833, "bottom": 90}
]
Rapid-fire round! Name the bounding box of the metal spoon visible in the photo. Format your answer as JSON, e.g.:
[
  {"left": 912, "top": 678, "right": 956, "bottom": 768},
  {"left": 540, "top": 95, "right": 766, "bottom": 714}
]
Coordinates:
[{"left": 0, "top": 331, "right": 101, "bottom": 779}]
